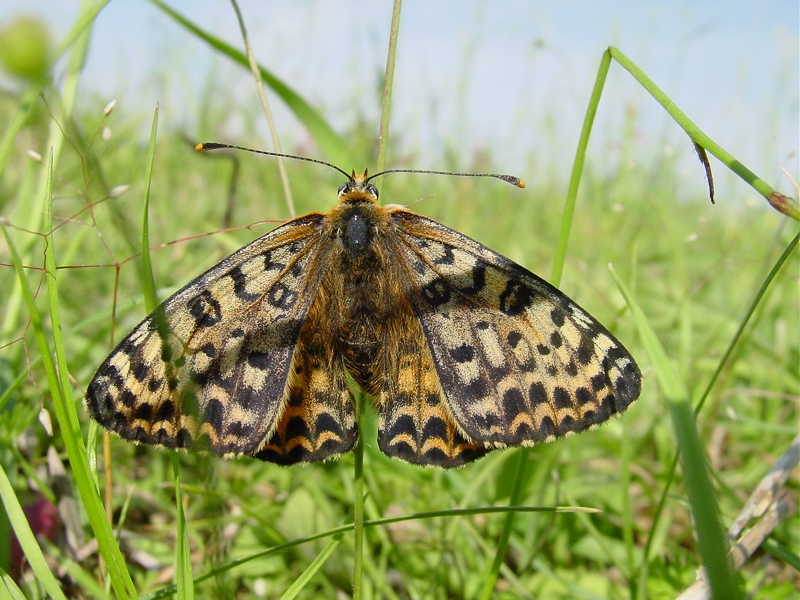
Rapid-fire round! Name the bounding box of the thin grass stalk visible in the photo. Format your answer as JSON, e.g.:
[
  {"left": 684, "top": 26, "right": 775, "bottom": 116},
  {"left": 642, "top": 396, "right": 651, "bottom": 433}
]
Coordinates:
[
  {"left": 352, "top": 392, "right": 368, "bottom": 599},
  {"left": 0, "top": 443, "right": 68, "bottom": 600},
  {"left": 376, "top": 0, "right": 403, "bottom": 173},
  {"left": 607, "top": 47, "right": 798, "bottom": 219},
  {"left": 229, "top": 0, "right": 295, "bottom": 217},
  {"left": 352, "top": 1, "right": 402, "bottom": 595},
  {"left": 142, "top": 505, "right": 585, "bottom": 600},
  {"left": 148, "top": 0, "right": 351, "bottom": 167},
  {"left": 280, "top": 535, "right": 343, "bottom": 600}
]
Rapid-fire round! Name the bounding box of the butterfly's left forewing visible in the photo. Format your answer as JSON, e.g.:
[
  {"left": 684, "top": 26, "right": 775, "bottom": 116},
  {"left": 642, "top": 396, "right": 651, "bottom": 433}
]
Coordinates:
[
  {"left": 388, "top": 209, "right": 641, "bottom": 451},
  {"left": 85, "top": 213, "right": 334, "bottom": 457}
]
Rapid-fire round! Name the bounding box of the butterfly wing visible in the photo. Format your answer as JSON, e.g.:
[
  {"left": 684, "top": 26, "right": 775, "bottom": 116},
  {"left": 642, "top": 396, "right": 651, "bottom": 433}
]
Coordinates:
[
  {"left": 376, "top": 291, "right": 488, "bottom": 467},
  {"left": 254, "top": 283, "right": 357, "bottom": 464},
  {"left": 387, "top": 209, "right": 641, "bottom": 453},
  {"left": 85, "top": 213, "right": 355, "bottom": 459}
]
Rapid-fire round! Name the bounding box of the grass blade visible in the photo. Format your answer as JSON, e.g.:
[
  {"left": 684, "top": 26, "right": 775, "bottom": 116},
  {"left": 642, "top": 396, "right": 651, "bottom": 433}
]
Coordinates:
[
  {"left": 141, "top": 505, "right": 584, "bottom": 599},
  {"left": 140, "top": 106, "right": 194, "bottom": 596},
  {"left": 610, "top": 265, "right": 743, "bottom": 600},
  {"left": 0, "top": 465, "right": 68, "bottom": 600},
  {"left": 172, "top": 456, "right": 194, "bottom": 600},
  {"left": 479, "top": 42, "right": 609, "bottom": 600},
  {"left": 0, "top": 568, "right": 28, "bottom": 600},
  {"left": 279, "top": 534, "right": 343, "bottom": 600},
  {"left": 375, "top": 0, "right": 403, "bottom": 173},
  {"left": 140, "top": 104, "right": 161, "bottom": 313},
  {"left": 229, "top": 0, "right": 296, "bottom": 217}
]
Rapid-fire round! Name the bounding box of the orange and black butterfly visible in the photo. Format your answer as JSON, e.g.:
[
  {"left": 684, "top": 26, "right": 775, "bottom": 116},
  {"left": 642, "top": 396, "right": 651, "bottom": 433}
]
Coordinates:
[{"left": 85, "top": 145, "right": 641, "bottom": 468}]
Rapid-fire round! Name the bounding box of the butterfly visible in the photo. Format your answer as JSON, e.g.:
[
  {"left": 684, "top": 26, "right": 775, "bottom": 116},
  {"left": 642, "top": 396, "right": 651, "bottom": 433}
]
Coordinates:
[{"left": 85, "top": 146, "right": 641, "bottom": 468}]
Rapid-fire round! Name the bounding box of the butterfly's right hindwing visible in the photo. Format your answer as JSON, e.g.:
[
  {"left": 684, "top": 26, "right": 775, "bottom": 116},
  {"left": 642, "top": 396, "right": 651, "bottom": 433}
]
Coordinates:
[{"left": 85, "top": 214, "right": 329, "bottom": 457}]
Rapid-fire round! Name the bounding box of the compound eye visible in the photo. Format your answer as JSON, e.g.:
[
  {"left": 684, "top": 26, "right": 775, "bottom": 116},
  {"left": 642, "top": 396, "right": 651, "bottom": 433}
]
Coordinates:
[
  {"left": 337, "top": 182, "right": 350, "bottom": 196},
  {"left": 367, "top": 184, "right": 379, "bottom": 199}
]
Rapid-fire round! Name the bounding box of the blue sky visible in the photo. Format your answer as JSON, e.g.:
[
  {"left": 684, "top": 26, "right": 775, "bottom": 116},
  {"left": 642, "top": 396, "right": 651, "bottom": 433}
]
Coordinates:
[{"left": 3, "top": 1, "right": 798, "bottom": 196}]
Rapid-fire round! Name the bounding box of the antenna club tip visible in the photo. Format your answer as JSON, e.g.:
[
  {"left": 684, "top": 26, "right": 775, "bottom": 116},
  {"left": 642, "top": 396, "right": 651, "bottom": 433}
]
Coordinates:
[
  {"left": 517, "top": 179, "right": 526, "bottom": 189},
  {"left": 195, "top": 143, "right": 205, "bottom": 152}
]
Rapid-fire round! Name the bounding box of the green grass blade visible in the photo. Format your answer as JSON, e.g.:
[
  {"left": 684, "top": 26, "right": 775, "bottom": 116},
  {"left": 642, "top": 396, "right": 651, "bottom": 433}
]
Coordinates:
[
  {"left": 352, "top": 393, "right": 367, "bottom": 600},
  {"left": 691, "top": 230, "right": 800, "bottom": 415},
  {"left": 641, "top": 229, "right": 800, "bottom": 578},
  {"left": 138, "top": 106, "right": 194, "bottom": 595},
  {"left": 141, "top": 505, "right": 583, "bottom": 599},
  {"left": 553, "top": 49, "right": 611, "bottom": 286},
  {"left": 0, "top": 568, "right": 28, "bottom": 600},
  {"left": 41, "top": 539, "right": 110, "bottom": 599},
  {"left": 2, "top": 195, "right": 137, "bottom": 598},
  {"left": 609, "top": 265, "right": 743, "bottom": 600},
  {"left": 148, "top": 0, "right": 352, "bottom": 167},
  {"left": 279, "top": 534, "right": 343, "bottom": 600},
  {"left": 140, "top": 104, "right": 160, "bottom": 313},
  {"left": 0, "top": 465, "right": 68, "bottom": 600},
  {"left": 354, "top": 3, "right": 401, "bottom": 597},
  {"left": 39, "top": 151, "right": 139, "bottom": 599},
  {"left": 229, "top": 0, "right": 296, "bottom": 218}
]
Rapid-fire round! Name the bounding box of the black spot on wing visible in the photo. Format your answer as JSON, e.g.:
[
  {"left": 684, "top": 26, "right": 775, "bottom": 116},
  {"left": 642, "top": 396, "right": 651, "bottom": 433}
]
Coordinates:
[
  {"left": 187, "top": 291, "right": 222, "bottom": 328},
  {"left": 453, "top": 263, "right": 486, "bottom": 296},
  {"left": 268, "top": 282, "right": 297, "bottom": 310},
  {"left": 553, "top": 387, "right": 572, "bottom": 409},
  {"left": 450, "top": 344, "right": 475, "bottom": 363},
  {"left": 202, "top": 398, "right": 225, "bottom": 435},
  {"left": 229, "top": 265, "right": 260, "bottom": 302},
  {"left": 422, "top": 278, "right": 451, "bottom": 307},
  {"left": 502, "top": 388, "right": 525, "bottom": 421},
  {"left": 499, "top": 280, "right": 534, "bottom": 316}
]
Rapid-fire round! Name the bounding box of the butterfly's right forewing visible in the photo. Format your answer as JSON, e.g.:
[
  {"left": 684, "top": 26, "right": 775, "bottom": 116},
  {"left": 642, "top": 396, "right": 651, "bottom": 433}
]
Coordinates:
[{"left": 85, "top": 213, "right": 329, "bottom": 457}]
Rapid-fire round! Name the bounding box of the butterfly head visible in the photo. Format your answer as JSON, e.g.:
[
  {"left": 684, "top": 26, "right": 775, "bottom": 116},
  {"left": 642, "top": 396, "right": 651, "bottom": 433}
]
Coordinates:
[
  {"left": 337, "top": 169, "right": 380, "bottom": 204},
  {"left": 330, "top": 170, "right": 387, "bottom": 257}
]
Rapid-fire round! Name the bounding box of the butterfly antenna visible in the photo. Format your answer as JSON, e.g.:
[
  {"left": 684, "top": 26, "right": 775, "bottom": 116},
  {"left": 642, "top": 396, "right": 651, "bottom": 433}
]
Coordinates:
[
  {"left": 196, "top": 142, "right": 353, "bottom": 181},
  {"left": 367, "top": 168, "right": 525, "bottom": 189},
  {"left": 197, "top": 143, "right": 525, "bottom": 188}
]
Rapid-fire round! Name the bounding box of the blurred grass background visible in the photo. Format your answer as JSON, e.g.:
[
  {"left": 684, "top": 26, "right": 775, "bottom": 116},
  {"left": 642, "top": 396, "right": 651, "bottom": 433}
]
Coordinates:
[{"left": 0, "top": 2, "right": 798, "bottom": 599}]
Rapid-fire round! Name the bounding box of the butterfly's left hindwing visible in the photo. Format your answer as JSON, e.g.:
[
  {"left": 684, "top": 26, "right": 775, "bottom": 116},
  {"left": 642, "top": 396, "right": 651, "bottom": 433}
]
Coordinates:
[
  {"left": 254, "top": 284, "right": 358, "bottom": 464},
  {"left": 388, "top": 209, "right": 641, "bottom": 450},
  {"left": 85, "top": 213, "right": 331, "bottom": 457}
]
